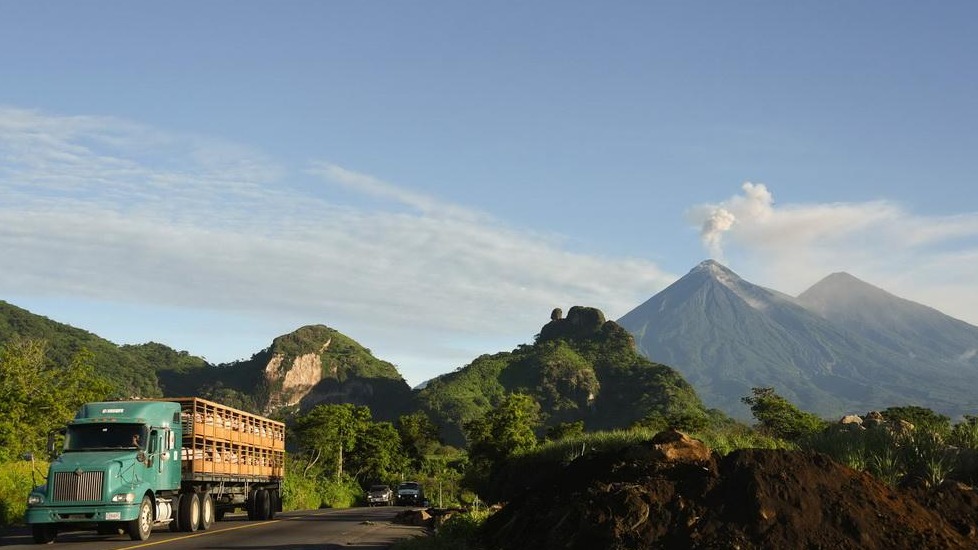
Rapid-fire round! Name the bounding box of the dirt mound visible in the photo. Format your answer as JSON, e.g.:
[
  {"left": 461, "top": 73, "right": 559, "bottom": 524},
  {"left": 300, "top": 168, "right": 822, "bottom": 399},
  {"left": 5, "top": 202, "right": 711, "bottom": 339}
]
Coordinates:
[{"left": 482, "top": 438, "right": 978, "bottom": 549}]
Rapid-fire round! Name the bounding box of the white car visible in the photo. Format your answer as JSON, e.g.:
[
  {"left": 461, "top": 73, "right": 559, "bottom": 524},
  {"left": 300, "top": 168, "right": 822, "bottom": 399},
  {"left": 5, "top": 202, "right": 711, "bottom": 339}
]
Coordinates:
[{"left": 366, "top": 484, "right": 393, "bottom": 506}]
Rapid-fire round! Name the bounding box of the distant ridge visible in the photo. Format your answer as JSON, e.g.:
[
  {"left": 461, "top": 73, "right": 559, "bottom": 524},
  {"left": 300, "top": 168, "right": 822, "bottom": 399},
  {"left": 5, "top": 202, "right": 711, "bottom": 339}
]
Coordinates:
[
  {"left": 618, "top": 261, "right": 978, "bottom": 419},
  {"left": 798, "top": 272, "right": 978, "bottom": 369}
]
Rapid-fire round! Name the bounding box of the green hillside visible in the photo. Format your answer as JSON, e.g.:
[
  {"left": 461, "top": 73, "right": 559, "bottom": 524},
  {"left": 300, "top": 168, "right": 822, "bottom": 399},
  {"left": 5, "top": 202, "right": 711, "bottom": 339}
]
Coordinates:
[
  {"left": 160, "top": 324, "right": 417, "bottom": 419},
  {"left": 0, "top": 300, "right": 161, "bottom": 398},
  {"left": 0, "top": 303, "right": 415, "bottom": 419},
  {"left": 418, "top": 306, "right": 708, "bottom": 446}
]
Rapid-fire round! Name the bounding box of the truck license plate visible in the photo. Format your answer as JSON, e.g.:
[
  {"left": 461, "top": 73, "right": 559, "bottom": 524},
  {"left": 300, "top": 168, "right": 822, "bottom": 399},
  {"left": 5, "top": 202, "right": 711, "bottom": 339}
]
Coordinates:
[{"left": 106, "top": 512, "right": 121, "bottom": 520}]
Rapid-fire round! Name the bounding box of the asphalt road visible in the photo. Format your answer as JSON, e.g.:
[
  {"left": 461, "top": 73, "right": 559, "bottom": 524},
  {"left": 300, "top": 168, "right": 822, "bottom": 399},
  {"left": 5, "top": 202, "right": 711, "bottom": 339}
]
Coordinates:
[{"left": 0, "top": 507, "right": 426, "bottom": 549}]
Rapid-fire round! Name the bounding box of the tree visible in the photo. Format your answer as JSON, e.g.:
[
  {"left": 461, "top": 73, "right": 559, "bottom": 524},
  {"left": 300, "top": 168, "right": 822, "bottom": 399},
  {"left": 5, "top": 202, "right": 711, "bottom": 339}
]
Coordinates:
[
  {"left": 464, "top": 393, "right": 541, "bottom": 500},
  {"left": 292, "top": 404, "right": 371, "bottom": 479},
  {"left": 0, "top": 338, "right": 113, "bottom": 461},
  {"left": 396, "top": 411, "right": 441, "bottom": 470},
  {"left": 742, "top": 387, "right": 826, "bottom": 441},
  {"left": 465, "top": 393, "right": 541, "bottom": 464},
  {"left": 350, "top": 422, "right": 409, "bottom": 483}
]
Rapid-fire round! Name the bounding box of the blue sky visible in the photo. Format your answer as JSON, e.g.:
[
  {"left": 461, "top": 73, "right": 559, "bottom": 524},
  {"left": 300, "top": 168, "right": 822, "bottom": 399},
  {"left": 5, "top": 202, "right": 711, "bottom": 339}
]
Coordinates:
[{"left": 2, "top": 2, "right": 976, "bottom": 387}]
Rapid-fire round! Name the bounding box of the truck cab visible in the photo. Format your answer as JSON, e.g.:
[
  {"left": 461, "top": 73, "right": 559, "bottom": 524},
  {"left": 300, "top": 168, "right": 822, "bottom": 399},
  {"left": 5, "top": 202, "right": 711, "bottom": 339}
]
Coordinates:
[{"left": 26, "top": 401, "right": 183, "bottom": 543}]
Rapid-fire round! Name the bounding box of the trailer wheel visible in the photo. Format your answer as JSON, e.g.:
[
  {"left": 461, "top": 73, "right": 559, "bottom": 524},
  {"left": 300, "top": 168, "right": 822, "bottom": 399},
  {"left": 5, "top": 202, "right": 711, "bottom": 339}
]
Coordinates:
[
  {"left": 179, "top": 492, "right": 200, "bottom": 532},
  {"left": 169, "top": 494, "right": 183, "bottom": 532},
  {"left": 246, "top": 488, "right": 258, "bottom": 520},
  {"left": 267, "top": 489, "right": 278, "bottom": 520},
  {"left": 31, "top": 524, "right": 57, "bottom": 544},
  {"left": 256, "top": 489, "right": 272, "bottom": 520},
  {"left": 199, "top": 492, "right": 215, "bottom": 530},
  {"left": 127, "top": 495, "right": 153, "bottom": 541}
]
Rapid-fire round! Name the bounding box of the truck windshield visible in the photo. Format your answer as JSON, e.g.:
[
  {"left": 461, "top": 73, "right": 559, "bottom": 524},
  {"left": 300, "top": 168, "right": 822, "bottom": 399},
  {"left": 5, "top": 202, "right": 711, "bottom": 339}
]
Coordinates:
[{"left": 65, "top": 424, "right": 149, "bottom": 451}]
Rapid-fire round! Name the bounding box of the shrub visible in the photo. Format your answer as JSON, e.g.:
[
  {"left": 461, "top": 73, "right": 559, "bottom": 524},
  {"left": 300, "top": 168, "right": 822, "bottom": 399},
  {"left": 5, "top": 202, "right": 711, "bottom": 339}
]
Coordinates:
[
  {"left": 0, "top": 459, "right": 47, "bottom": 527},
  {"left": 281, "top": 467, "right": 321, "bottom": 511},
  {"left": 390, "top": 510, "right": 491, "bottom": 550},
  {"left": 317, "top": 476, "right": 362, "bottom": 508}
]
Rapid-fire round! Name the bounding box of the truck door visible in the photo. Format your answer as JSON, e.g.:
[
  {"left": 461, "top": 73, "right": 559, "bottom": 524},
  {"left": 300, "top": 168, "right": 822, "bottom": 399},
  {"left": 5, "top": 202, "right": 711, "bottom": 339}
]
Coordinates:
[
  {"left": 152, "top": 428, "right": 181, "bottom": 490},
  {"left": 140, "top": 429, "right": 162, "bottom": 489}
]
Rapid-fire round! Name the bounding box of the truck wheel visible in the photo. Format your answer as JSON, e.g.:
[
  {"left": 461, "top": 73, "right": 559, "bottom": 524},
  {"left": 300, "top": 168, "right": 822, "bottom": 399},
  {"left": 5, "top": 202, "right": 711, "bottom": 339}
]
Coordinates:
[
  {"left": 179, "top": 492, "right": 200, "bottom": 532},
  {"left": 256, "top": 489, "right": 271, "bottom": 520},
  {"left": 169, "top": 494, "right": 183, "bottom": 532},
  {"left": 31, "top": 524, "right": 57, "bottom": 544},
  {"left": 267, "top": 489, "right": 278, "bottom": 520},
  {"left": 199, "top": 492, "right": 214, "bottom": 530},
  {"left": 246, "top": 489, "right": 258, "bottom": 520},
  {"left": 127, "top": 495, "right": 153, "bottom": 541}
]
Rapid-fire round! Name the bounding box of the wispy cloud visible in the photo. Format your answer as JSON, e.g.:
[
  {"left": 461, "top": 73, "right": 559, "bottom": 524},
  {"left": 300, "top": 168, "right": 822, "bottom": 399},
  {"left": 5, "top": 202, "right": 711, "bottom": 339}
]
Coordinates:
[
  {"left": 0, "top": 106, "right": 674, "bottom": 383},
  {"left": 688, "top": 183, "right": 978, "bottom": 325}
]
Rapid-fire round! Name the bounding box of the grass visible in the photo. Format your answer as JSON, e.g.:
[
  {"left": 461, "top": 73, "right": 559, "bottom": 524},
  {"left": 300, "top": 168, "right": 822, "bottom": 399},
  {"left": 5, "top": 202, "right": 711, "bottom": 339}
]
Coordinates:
[
  {"left": 390, "top": 510, "right": 491, "bottom": 550},
  {"left": 0, "top": 458, "right": 47, "bottom": 527}
]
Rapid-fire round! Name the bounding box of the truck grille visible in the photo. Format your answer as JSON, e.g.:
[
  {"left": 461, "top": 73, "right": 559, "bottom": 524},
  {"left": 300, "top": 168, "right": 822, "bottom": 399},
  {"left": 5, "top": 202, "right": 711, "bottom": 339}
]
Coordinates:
[{"left": 52, "top": 471, "right": 104, "bottom": 502}]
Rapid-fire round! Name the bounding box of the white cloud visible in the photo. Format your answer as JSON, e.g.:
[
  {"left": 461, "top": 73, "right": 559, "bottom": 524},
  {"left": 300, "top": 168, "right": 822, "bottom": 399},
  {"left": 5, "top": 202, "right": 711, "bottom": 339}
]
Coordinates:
[
  {"left": 689, "top": 183, "right": 978, "bottom": 326},
  {"left": 0, "top": 106, "right": 675, "bottom": 385}
]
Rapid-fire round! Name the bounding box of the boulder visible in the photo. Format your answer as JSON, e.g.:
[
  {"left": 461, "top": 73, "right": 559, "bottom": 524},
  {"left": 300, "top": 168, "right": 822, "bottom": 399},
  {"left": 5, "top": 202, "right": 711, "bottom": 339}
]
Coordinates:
[{"left": 648, "top": 429, "right": 711, "bottom": 463}]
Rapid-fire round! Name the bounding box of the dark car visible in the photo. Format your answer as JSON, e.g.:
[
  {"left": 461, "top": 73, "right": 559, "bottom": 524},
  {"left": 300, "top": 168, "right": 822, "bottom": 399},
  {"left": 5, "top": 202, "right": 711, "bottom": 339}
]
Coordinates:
[
  {"left": 395, "top": 481, "right": 425, "bottom": 506},
  {"left": 366, "top": 484, "right": 393, "bottom": 506}
]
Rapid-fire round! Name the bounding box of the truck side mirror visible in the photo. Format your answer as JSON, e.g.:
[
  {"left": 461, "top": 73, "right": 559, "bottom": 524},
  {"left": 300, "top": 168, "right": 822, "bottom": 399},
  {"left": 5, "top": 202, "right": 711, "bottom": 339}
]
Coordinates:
[{"left": 46, "top": 430, "right": 62, "bottom": 459}]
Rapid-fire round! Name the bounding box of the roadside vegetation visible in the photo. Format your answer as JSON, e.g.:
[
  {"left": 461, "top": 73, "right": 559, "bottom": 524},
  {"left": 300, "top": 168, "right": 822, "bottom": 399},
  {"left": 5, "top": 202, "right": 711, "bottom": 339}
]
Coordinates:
[
  {"left": 4, "top": 333, "right": 978, "bottom": 549},
  {"left": 390, "top": 509, "right": 491, "bottom": 550}
]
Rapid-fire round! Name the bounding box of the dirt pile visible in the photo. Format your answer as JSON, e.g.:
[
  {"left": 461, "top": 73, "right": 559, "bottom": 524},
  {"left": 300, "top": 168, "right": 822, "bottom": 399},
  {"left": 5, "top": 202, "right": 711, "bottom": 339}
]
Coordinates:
[{"left": 482, "top": 435, "right": 978, "bottom": 549}]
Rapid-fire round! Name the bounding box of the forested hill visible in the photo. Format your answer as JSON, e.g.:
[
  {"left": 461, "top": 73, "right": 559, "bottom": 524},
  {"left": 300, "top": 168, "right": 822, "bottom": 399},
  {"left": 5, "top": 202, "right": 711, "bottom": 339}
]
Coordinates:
[
  {"left": 0, "top": 300, "right": 164, "bottom": 398},
  {"left": 159, "top": 325, "right": 417, "bottom": 420},
  {"left": 0, "top": 303, "right": 415, "bottom": 419},
  {"left": 417, "top": 306, "right": 709, "bottom": 446}
]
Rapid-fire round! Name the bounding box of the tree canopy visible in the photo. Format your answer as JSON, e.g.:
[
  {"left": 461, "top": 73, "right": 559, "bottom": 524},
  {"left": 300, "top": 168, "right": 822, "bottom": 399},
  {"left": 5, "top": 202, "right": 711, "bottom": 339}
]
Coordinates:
[
  {"left": 0, "top": 338, "right": 113, "bottom": 461},
  {"left": 742, "top": 387, "right": 827, "bottom": 441}
]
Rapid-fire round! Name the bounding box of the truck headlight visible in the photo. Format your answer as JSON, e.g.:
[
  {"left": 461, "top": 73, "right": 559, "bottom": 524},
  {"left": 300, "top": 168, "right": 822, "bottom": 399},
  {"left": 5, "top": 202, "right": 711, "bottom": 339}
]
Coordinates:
[
  {"left": 27, "top": 494, "right": 44, "bottom": 505},
  {"left": 111, "top": 493, "right": 135, "bottom": 503}
]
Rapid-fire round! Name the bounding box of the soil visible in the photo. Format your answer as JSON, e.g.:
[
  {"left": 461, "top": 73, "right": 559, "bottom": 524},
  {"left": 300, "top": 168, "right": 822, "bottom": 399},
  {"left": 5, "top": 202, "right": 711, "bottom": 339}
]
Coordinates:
[{"left": 481, "top": 438, "right": 978, "bottom": 549}]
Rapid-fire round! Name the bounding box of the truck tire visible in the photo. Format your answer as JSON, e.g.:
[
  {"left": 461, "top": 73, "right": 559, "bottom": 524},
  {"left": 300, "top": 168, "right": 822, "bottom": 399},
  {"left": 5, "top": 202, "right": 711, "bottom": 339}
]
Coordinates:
[
  {"left": 267, "top": 489, "right": 278, "bottom": 520},
  {"left": 31, "top": 524, "right": 57, "bottom": 544},
  {"left": 169, "top": 494, "right": 183, "bottom": 532},
  {"left": 179, "top": 492, "right": 200, "bottom": 532},
  {"left": 255, "top": 489, "right": 271, "bottom": 520},
  {"left": 246, "top": 488, "right": 258, "bottom": 520},
  {"left": 127, "top": 495, "right": 153, "bottom": 541},
  {"left": 199, "top": 492, "right": 215, "bottom": 530}
]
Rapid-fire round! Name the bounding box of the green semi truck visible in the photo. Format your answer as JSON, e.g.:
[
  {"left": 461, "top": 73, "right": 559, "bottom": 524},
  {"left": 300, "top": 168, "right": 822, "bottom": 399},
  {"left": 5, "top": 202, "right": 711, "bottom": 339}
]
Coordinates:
[{"left": 25, "top": 397, "right": 285, "bottom": 543}]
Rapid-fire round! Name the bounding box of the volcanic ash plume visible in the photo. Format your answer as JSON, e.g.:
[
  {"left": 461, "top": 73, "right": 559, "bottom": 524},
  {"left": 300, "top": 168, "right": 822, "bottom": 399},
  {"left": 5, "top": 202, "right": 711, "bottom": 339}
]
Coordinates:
[
  {"left": 692, "top": 182, "right": 774, "bottom": 259},
  {"left": 701, "top": 207, "right": 736, "bottom": 259}
]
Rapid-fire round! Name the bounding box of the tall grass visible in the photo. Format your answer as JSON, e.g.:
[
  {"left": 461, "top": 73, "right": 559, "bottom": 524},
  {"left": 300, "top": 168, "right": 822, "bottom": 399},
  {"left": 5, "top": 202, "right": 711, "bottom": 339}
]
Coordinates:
[
  {"left": 804, "top": 424, "right": 971, "bottom": 488},
  {"left": 390, "top": 509, "right": 491, "bottom": 550},
  {"left": 0, "top": 459, "right": 47, "bottom": 527}
]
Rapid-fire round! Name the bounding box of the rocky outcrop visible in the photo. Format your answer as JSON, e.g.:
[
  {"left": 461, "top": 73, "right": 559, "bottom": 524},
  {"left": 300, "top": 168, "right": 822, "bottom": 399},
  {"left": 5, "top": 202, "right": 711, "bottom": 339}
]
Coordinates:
[
  {"left": 834, "top": 411, "right": 915, "bottom": 436},
  {"left": 264, "top": 340, "right": 329, "bottom": 409}
]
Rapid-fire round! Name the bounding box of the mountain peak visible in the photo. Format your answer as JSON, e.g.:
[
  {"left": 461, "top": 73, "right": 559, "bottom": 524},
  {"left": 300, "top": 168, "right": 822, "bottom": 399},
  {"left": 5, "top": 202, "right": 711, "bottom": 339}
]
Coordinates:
[
  {"left": 692, "top": 259, "right": 730, "bottom": 274},
  {"left": 798, "top": 272, "right": 893, "bottom": 312},
  {"left": 619, "top": 261, "right": 978, "bottom": 420},
  {"left": 688, "top": 259, "right": 749, "bottom": 291}
]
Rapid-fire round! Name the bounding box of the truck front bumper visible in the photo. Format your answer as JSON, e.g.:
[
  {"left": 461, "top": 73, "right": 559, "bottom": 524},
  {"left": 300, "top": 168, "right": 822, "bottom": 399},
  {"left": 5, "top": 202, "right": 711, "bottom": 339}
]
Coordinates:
[{"left": 26, "top": 502, "right": 140, "bottom": 525}]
